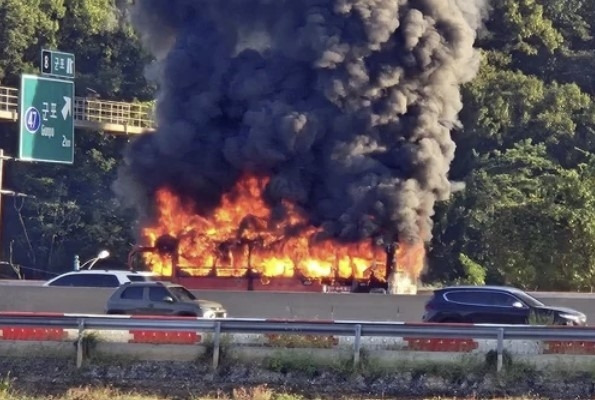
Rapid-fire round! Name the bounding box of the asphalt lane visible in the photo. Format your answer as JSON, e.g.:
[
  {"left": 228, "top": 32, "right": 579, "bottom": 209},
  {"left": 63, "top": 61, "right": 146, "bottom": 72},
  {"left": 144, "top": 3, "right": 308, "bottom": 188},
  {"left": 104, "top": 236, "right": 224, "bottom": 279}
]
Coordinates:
[{"left": 0, "top": 285, "right": 594, "bottom": 323}]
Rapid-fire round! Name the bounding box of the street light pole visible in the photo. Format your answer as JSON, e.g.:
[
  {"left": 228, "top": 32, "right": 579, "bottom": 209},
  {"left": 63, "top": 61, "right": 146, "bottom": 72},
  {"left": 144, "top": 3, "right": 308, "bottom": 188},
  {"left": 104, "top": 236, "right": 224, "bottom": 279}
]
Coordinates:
[{"left": 79, "top": 250, "right": 110, "bottom": 270}]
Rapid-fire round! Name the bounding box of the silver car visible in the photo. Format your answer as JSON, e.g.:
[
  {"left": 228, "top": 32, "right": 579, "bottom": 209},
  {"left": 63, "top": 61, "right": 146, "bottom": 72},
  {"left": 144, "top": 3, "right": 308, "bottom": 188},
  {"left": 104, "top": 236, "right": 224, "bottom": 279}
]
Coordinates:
[{"left": 105, "top": 281, "right": 227, "bottom": 318}]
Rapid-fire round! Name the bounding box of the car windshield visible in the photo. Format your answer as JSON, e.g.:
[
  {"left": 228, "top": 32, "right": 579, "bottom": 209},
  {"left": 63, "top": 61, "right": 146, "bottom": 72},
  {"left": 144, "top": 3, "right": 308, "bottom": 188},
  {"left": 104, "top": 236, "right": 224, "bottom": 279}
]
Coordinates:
[
  {"left": 169, "top": 286, "right": 196, "bottom": 301},
  {"left": 513, "top": 290, "right": 545, "bottom": 307}
]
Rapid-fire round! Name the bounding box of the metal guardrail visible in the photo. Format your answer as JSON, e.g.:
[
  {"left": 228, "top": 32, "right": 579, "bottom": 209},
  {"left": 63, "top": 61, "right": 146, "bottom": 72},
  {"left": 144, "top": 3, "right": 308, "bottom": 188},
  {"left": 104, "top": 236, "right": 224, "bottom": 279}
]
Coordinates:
[
  {"left": 74, "top": 98, "right": 154, "bottom": 133},
  {"left": 1, "top": 313, "right": 595, "bottom": 370},
  {"left": 0, "top": 85, "right": 155, "bottom": 134},
  {"left": 2, "top": 313, "right": 593, "bottom": 339}
]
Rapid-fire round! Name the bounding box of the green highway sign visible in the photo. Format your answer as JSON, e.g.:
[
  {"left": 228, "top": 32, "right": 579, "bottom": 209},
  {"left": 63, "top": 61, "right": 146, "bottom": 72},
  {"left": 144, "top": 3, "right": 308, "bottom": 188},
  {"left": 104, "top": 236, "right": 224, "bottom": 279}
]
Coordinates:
[
  {"left": 19, "top": 74, "right": 74, "bottom": 164},
  {"left": 41, "top": 49, "right": 75, "bottom": 79}
]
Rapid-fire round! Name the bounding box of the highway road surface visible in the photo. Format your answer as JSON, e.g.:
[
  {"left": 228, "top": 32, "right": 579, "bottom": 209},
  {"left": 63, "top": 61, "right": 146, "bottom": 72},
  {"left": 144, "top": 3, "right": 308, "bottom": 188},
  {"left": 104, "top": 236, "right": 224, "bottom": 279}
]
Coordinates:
[{"left": 0, "top": 285, "right": 594, "bottom": 323}]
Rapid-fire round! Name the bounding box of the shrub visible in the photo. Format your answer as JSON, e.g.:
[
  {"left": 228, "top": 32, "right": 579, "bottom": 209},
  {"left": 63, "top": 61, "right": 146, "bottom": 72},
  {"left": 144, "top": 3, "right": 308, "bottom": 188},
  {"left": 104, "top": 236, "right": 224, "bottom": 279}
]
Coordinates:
[
  {"left": 232, "top": 385, "right": 273, "bottom": 400},
  {"left": 264, "top": 351, "right": 350, "bottom": 378},
  {"left": 485, "top": 349, "right": 513, "bottom": 371},
  {"left": 0, "top": 373, "right": 14, "bottom": 396},
  {"left": 265, "top": 334, "right": 338, "bottom": 349}
]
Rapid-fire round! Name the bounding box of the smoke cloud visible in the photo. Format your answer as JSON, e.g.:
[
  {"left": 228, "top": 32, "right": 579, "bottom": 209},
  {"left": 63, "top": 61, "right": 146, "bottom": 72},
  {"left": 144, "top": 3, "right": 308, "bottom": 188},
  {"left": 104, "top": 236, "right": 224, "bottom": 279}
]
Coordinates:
[{"left": 116, "top": 0, "right": 488, "bottom": 246}]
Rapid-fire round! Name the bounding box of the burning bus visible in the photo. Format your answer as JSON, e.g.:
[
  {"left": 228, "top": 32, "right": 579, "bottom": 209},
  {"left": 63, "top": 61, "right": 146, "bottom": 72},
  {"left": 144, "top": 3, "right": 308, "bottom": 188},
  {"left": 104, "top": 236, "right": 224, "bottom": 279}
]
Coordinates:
[
  {"left": 118, "top": 1, "right": 485, "bottom": 295},
  {"left": 127, "top": 175, "right": 422, "bottom": 294}
]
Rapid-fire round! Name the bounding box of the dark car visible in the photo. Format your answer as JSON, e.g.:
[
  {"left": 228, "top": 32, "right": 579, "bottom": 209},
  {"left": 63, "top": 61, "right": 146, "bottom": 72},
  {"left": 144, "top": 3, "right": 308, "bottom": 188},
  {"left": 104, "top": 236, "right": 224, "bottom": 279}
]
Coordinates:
[
  {"left": 105, "top": 281, "right": 227, "bottom": 318},
  {"left": 422, "top": 285, "right": 587, "bottom": 326}
]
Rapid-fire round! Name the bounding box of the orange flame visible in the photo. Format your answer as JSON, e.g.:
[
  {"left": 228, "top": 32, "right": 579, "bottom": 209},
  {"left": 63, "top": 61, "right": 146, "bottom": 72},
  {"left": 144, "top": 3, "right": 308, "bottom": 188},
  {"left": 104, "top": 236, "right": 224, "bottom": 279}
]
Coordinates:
[{"left": 141, "top": 175, "right": 425, "bottom": 283}]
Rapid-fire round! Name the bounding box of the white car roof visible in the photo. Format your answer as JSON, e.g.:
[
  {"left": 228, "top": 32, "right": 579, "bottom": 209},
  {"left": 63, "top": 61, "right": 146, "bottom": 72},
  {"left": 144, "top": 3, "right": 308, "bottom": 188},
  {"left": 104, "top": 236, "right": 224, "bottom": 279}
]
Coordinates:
[
  {"left": 49, "top": 269, "right": 155, "bottom": 277},
  {"left": 43, "top": 269, "right": 156, "bottom": 286}
]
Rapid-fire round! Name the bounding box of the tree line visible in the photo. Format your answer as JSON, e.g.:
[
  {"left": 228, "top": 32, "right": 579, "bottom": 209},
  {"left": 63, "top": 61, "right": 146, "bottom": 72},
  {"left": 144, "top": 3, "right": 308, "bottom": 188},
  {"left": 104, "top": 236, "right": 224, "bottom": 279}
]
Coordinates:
[{"left": 0, "top": 0, "right": 593, "bottom": 290}]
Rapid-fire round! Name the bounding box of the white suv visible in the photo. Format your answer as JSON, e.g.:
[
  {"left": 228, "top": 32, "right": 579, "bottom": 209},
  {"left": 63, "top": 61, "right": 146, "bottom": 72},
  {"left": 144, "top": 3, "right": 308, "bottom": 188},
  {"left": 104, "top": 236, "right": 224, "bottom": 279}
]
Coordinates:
[{"left": 43, "top": 269, "right": 158, "bottom": 288}]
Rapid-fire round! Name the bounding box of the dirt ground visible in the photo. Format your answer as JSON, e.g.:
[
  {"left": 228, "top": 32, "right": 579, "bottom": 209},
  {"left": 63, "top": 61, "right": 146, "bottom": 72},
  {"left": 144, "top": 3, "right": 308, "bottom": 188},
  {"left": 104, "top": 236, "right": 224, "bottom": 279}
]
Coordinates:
[{"left": 0, "top": 357, "right": 594, "bottom": 399}]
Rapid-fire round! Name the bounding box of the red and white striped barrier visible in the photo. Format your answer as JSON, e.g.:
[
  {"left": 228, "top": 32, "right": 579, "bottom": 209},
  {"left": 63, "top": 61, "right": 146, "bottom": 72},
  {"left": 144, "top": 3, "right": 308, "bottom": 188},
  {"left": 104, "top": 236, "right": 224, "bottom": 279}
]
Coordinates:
[{"left": 0, "top": 313, "right": 204, "bottom": 345}]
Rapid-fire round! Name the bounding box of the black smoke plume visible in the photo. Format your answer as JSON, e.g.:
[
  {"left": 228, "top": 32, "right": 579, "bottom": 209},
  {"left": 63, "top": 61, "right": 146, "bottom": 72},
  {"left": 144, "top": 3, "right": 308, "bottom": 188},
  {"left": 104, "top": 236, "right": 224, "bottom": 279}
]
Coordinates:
[{"left": 115, "top": 0, "right": 489, "bottom": 247}]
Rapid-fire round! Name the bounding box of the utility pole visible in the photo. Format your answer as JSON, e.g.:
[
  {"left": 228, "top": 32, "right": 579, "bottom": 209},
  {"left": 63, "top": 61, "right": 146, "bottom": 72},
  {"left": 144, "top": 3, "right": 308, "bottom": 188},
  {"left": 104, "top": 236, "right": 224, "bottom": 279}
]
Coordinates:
[
  {"left": 0, "top": 149, "right": 35, "bottom": 261},
  {"left": 0, "top": 149, "right": 7, "bottom": 257}
]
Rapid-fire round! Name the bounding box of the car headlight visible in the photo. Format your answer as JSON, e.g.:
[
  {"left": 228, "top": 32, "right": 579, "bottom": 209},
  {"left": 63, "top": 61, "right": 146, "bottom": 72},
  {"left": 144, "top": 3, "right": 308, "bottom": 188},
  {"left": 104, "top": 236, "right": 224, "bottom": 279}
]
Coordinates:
[
  {"left": 559, "top": 313, "right": 582, "bottom": 323},
  {"left": 202, "top": 310, "right": 215, "bottom": 319}
]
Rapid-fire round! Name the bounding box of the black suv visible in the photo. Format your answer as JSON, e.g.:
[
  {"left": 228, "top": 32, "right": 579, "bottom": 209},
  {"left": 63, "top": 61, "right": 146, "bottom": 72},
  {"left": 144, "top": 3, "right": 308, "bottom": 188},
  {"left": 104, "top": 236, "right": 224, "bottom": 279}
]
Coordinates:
[{"left": 423, "top": 286, "right": 587, "bottom": 326}]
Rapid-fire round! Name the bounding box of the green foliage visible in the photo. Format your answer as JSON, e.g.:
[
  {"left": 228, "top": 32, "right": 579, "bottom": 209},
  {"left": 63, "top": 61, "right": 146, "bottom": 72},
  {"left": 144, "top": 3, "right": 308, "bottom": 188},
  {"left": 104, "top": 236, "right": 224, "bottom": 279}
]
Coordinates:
[
  {"left": 59, "top": 0, "right": 118, "bottom": 37},
  {"left": 0, "top": 372, "right": 14, "bottom": 396},
  {"left": 456, "top": 254, "right": 486, "bottom": 285},
  {"left": 58, "top": 1, "right": 155, "bottom": 99},
  {"left": 500, "top": 360, "right": 539, "bottom": 386},
  {"left": 264, "top": 351, "right": 350, "bottom": 378},
  {"left": 541, "top": 0, "right": 592, "bottom": 42},
  {"left": 0, "top": 0, "right": 65, "bottom": 84},
  {"left": 231, "top": 385, "right": 274, "bottom": 400},
  {"left": 484, "top": 349, "right": 514, "bottom": 372},
  {"left": 500, "top": 0, "right": 564, "bottom": 54},
  {"left": 272, "top": 394, "right": 305, "bottom": 400},
  {"left": 198, "top": 333, "right": 233, "bottom": 367},
  {"left": 406, "top": 359, "right": 484, "bottom": 383},
  {"left": 80, "top": 331, "right": 100, "bottom": 359},
  {"left": 4, "top": 133, "right": 135, "bottom": 274},
  {"left": 265, "top": 334, "right": 337, "bottom": 349},
  {"left": 460, "top": 62, "right": 592, "bottom": 156},
  {"left": 428, "top": 0, "right": 595, "bottom": 290},
  {"left": 441, "top": 142, "right": 595, "bottom": 290}
]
